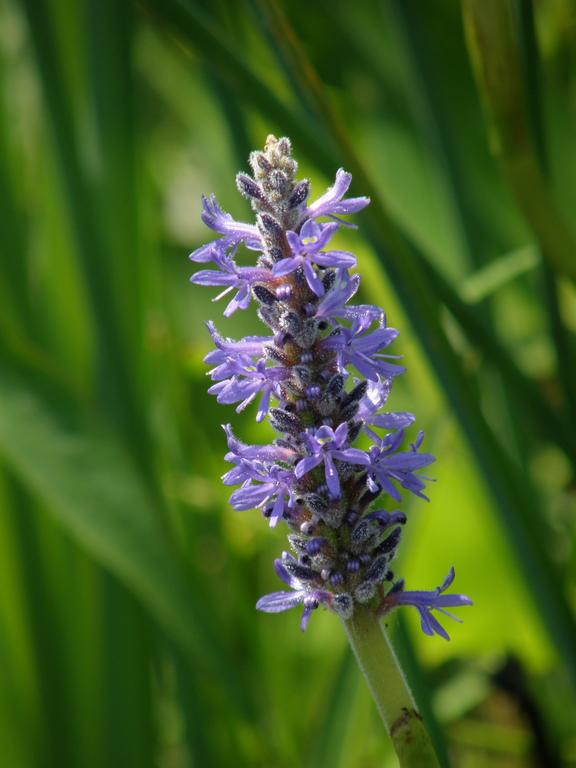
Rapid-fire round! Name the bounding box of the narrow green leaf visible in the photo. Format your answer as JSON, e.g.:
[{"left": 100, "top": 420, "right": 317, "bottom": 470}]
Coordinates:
[
  {"left": 306, "top": 650, "right": 359, "bottom": 768},
  {"left": 0, "top": 355, "right": 244, "bottom": 707},
  {"left": 390, "top": 0, "right": 480, "bottom": 270},
  {"left": 21, "top": 0, "right": 151, "bottom": 468},
  {"left": 516, "top": 0, "right": 576, "bottom": 425},
  {"left": 462, "top": 0, "right": 576, "bottom": 281},
  {"left": 461, "top": 245, "right": 539, "bottom": 303}
]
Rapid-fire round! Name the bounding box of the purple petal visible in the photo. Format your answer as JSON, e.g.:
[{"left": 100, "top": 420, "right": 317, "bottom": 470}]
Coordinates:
[
  {"left": 375, "top": 475, "right": 403, "bottom": 501},
  {"left": 273, "top": 257, "right": 301, "bottom": 276},
  {"left": 295, "top": 455, "right": 323, "bottom": 478},
  {"left": 269, "top": 491, "right": 286, "bottom": 528},
  {"left": 299, "top": 219, "right": 322, "bottom": 241},
  {"left": 332, "top": 448, "right": 370, "bottom": 465},
  {"left": 420, "top": 610, "right": 450, "bottom": 640},
  {"left": 256, "top": 388, "right": 272, "bottom": 423},
  {"left": 308, "top": 170, "right": 370, "bottom": 219},
  {"left": 303, "top": 260, "right": 325, "bottom": 296},
  {"left": 307, "top": 169, "right": 351, "bottom": 218},
  {"left": 224, "top": 286, "right": 250, "bottom": 317},
  {"left": 313, "top": 250, "right": 357, "bottom": 269},
  {"left": 433, "top": 594, "right": 474, "bottom": 608},
  {"left": 379, "top": 452, "right": 436, "bottom": 471},
  {"left": 315, "top": 273, "right": 361, "bottom": 320},
  {"left": 324, "top": 452, "right": 340, "bottom": 497},
  {"left": 230, "top": 483, "right": 274, "bottom": 510},
  {"left": 191, "top": 270, "right": 236, "bottom": 287},
  {"left": 308, "top": 221, "right": 340, "bottom": 252},
  {"left": 371, "top": 412, "right": 415, "bottom": 430},
  {"left": 332, "top": 196, "right": 371, "bottom": 216},
  {"left": 300, "top": 605, "right": 314, "bottom": 631},
  {"left": 256, "top": 590, "right": 305, "bottom": 613},
  {"left": 315, "top": 425, "right": 336, "bottom": 442},
  {"left": 333, "top": 421, "right": 348, "bottom": 445},
  {"left": 439, "top": 566, "right": 456, "bottom": 592},
  {"left": 189, "top": 240, "right": 227, "bottom": 263},
  {"left": 286, "top": 230, "right": 303, "bottom": 254},
  {"left": 274, "top": 559, "right": 301, "bottom": 589},
  {"left": 348, "top": 353, "right": 379, "bottom": 381},
  {"left": 201, "top": 194, "right": 260, "bottom": 241}
]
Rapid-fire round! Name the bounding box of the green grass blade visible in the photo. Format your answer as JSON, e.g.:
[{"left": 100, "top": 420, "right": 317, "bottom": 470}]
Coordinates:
[
  {"left": 21, "top": 0, "right": 151, "bottom": 468},
  {"left": 517, "top": 0, "right": 576, "bottom": 423},
  {"left": 461, "top": 246, "right": 538, "bottom": 302},
  {"left": 389, "top": 0, "right": 480, "bottom": 269},
  {"left": 139, "top": 0, "right": 338, "bottom": 168},
  {"left": 0, "top": 353, "right": 247, "bottom": 709},
  {"left": 2, "top": 473, "right": 75, "bottom": 768},
  {"left": 305, "top": 649, "right": 359, "bottom": 768},
  {"left": 462, "top": 0, "right": 576, "bottom": 281}
]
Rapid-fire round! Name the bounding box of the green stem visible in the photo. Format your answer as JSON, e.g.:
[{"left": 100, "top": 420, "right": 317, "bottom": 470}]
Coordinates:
[{"left": 344, "top": 605, "right": 441, "bottom": 768}]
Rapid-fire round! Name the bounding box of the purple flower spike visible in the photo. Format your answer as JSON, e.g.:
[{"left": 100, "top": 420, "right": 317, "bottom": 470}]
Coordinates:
[
  {"left": 381, "top": 568, "right": 473, "bottom": 640},
  {"left": 190, "top": 135, "right": 471, "bottom": 635}
]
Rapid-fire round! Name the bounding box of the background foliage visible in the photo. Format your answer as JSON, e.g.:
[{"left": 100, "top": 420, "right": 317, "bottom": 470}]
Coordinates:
[{"left": 0, "top": 0, "right": 575, "bottom": 766}]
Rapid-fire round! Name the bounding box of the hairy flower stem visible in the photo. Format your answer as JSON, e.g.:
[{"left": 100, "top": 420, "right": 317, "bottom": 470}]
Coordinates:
[{"left": 344, "top": 606, "right": 441, "bottom": 768}]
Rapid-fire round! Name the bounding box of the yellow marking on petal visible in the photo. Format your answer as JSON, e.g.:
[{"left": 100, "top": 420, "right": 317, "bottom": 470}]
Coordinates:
[{"left": 302, "top": 236, "right": 318, "bottom": 245}]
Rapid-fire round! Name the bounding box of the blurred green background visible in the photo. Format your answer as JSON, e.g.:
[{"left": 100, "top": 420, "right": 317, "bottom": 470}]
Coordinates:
[{"left": 1, "top": 0, "right": 575, "bottom": 766}]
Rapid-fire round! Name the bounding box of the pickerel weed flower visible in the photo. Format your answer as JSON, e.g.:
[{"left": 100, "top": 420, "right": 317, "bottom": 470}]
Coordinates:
[{"left": 190, "top": 136, "right": 472, "bottom": 638}]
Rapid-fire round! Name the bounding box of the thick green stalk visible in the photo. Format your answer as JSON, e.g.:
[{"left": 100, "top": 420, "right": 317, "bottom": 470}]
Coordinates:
[{"left": 344, "top": 606, "right": 441, "bottom": 768}]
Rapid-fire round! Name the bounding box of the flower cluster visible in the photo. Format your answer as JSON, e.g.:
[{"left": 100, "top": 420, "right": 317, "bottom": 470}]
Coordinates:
[{"left": 190, "top": 136, "right": 472, "bottom": 636}]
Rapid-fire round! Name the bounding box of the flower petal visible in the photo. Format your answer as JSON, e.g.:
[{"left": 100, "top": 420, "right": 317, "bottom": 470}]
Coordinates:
[
  {"left": 303, "top": 260, "right": 325, "bottom": 296},
  {"left": 273, "top": 257, "right": 301, "bottom": 276},
  {"left": 324, "top": 452, "right": 340, "bottom": 497},
  {"left": 295, "top": 455, "right": 323, "bottom": 478},
  {"left": 313, "top": 250, "right": 357, "bottom": 269},
  {"left": 256, "top": 590, "right": 305, "bottom": 613}
]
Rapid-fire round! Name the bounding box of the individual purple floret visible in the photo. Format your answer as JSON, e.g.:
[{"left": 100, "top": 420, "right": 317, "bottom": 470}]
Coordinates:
[
  {"left": 199, "top": 193, "right": 261, "bottom": 244},
  {"left": 190, "top": 135, "right": 471, "bottom": 636},
  {"left": 307, "top": 168, "right": 370, "bottom": 222},
  {"left": 256, "top": 558, "right": 339, "bottom": 631},
  {"left": 274, "top": 220, "right": 357, "bottom": 296},
  {"left": 321, "top": 312, "right": 406, "bottom": 381},
  {"left": 379, "top": 568, "right": 473, "bottom": 640},
  {"left": 191, "top": 247, "right": 273, "bottom": 316},
  {"left": 295, "top": 423, "right": 370, "bottom": 498}
]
